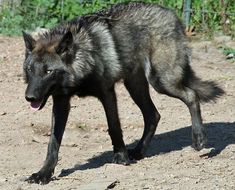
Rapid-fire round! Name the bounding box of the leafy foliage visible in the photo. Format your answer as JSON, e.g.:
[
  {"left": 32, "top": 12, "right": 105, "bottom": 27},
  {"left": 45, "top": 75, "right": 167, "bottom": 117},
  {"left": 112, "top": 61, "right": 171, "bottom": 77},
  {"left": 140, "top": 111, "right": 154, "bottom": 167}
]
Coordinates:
[
  {"left": 0, "top": 0, "right": 234, "bottom": 36},
  {"left": 190, "top": 0, "right": 235, "bottom": 36}
]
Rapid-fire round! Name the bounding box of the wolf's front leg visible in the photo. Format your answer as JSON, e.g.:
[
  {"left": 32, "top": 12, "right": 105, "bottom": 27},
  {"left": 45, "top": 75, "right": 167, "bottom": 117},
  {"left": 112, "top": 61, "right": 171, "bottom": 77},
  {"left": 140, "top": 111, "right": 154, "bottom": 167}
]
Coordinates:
[
  {"left": 26, "top": 96, "right": 70, "bottom": 184},
  {"left": 99, "top": 86, "right": 130, "bottom": 165}
]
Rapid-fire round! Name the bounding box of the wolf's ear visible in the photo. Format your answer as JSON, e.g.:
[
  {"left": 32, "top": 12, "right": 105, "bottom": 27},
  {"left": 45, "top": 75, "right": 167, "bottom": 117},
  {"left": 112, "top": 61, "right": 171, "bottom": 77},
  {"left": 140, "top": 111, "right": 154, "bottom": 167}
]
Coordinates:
[
  {"left": 22, "top": 31, "right": 36, "bottom": 52},
  {"left": 56, "top": 31, "right": 73, "bottom": 55}
]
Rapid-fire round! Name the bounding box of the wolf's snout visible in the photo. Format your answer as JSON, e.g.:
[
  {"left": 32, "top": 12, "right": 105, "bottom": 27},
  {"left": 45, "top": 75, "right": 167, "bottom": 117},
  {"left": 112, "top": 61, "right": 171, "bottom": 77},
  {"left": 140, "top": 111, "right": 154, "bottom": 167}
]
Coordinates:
[{"left": 25, "top": 95, "right": 37, "bottom": 102}]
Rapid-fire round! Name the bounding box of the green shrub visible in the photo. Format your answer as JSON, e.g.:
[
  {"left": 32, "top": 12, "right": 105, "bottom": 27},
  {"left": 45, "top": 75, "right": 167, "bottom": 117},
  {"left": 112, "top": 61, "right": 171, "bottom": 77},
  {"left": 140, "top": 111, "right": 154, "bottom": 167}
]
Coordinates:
[
  {"left": 0, "top": 8, "right": 24, "bottom": 35},
  {"left": 0, "top": 0, "right": 234, "bottom": 36}
]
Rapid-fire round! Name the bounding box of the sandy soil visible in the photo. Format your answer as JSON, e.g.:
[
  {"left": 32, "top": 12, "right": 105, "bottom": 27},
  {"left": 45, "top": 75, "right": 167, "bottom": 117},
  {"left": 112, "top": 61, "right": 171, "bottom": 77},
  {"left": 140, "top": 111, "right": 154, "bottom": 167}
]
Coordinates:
[{"left": 0, "top": 35, "right": 234, "bottom": 190}]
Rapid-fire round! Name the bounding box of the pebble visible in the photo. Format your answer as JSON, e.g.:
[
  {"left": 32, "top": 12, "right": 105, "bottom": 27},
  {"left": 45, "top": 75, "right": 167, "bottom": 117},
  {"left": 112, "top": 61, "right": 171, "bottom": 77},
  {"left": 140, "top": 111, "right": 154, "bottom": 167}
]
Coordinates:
[{"left": 1, "top": 111, "right": 6, "bottom": 116}]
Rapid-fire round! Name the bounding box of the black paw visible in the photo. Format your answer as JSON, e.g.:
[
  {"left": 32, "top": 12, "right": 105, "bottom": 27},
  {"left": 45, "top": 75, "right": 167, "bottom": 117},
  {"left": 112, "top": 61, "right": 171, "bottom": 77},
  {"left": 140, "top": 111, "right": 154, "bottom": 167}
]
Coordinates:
[
  {"left": 26, "top": 171, "right": 53, "bottom": 185},
  {"left": 128, "top": 148, "right": 145, "bottom": 160},
  {"left": 192, "top": 130, "right": 207, "bottom": 151},
  {"left": 113, "top": 151, "right": 130, "bottom": 165}
]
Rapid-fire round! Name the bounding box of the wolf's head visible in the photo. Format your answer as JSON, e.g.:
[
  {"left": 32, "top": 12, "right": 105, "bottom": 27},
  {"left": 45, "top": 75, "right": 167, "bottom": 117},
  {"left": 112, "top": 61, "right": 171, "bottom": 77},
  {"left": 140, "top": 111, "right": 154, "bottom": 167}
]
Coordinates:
[{"left": 22, "top": 31, "right": 75, "bottom": 111}]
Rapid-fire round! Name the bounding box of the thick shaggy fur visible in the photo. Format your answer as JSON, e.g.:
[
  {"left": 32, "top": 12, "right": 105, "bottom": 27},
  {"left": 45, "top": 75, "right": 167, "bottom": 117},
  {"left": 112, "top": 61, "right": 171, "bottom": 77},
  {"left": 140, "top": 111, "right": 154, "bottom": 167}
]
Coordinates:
[{"left": 22, "top": 2, "right": 224, "bottom": 184}]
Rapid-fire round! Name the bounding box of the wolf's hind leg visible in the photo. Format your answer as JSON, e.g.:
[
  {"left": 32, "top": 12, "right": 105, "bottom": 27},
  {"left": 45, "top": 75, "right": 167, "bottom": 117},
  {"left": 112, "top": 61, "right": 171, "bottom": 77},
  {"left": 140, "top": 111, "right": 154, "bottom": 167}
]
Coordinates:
[
  {"left": 167, "top": 85, "right": 206, "bottom": 150},
  {"left": 149, "top": 73, "right": 206, "bottom": 151},
  {"left": 147, "top": 41, "right": 207, "bottom": 150},
  {"left": 124, "top": 69, "right": 160, "bottom": 160}
]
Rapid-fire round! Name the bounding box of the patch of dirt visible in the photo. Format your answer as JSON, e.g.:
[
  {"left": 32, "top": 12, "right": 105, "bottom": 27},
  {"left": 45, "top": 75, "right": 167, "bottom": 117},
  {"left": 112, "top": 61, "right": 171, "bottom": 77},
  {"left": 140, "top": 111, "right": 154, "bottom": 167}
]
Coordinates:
[{"left": 0, "top": 35, "right": 235, "bottom": 190}]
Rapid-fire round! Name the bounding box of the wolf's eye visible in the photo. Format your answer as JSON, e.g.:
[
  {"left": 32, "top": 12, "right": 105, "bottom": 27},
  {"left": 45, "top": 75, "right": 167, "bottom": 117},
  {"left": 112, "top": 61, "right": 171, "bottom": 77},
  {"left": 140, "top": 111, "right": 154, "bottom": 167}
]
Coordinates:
[
  {"left": 46, "top": 70, "right": 53, "bottom": 74},
  {"left": 27, "top": 67, "right": 32, "bottom": 72}
]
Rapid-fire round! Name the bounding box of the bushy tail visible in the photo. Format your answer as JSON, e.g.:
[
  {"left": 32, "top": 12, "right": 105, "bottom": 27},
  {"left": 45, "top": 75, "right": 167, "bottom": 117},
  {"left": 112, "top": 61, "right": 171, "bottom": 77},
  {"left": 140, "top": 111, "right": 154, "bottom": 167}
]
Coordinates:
[{"left": 189, "top": 75, "right": 225, "bottom": 103}]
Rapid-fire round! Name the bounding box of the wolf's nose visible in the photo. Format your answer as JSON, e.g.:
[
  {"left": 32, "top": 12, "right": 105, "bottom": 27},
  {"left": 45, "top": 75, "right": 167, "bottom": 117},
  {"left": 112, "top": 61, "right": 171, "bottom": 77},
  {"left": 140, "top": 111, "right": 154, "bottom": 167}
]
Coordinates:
[{"left": 25, "top": 95, "right": 37, "bottom": 102}]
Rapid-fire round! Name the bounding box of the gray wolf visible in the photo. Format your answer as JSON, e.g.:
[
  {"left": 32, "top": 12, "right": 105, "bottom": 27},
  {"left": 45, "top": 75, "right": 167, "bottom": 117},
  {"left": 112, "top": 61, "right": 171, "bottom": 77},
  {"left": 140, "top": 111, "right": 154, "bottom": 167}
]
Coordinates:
[{"left": 22, "top": 2, "right": 224, "bottom": 184}]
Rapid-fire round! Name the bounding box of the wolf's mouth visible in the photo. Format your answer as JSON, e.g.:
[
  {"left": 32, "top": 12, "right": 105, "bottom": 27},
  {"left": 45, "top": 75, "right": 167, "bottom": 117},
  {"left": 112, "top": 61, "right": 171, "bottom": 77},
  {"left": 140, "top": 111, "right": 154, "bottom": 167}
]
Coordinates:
[
  {"left": 28, "top": 95, "right": 50, "bottom": 112},
  {"left": 30, "top": 101, "right": 43, "bottom": 111},
  {"left": 27, "top": 86, "right": 55, "bottom": 111}
]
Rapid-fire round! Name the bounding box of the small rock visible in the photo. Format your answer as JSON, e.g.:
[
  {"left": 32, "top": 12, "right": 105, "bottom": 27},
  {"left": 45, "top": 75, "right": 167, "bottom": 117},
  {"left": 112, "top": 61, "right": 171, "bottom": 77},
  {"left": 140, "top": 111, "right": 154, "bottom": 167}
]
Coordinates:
[
  {"left": 1, "top": 111, "right": 6, "bottom": 116},
  {"left": 226, "top": 53, "right": 234, "bottom": 59},
  {"left": 106, "top": 180, "right": 120, "bottom": 189}
]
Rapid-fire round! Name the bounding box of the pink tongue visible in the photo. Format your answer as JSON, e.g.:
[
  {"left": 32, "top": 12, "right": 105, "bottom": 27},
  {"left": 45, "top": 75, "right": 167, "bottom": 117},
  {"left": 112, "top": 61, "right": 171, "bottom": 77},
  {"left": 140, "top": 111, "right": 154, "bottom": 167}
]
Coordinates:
[{"left": 30, "top": 102, "right": 42, "bottom": 111}]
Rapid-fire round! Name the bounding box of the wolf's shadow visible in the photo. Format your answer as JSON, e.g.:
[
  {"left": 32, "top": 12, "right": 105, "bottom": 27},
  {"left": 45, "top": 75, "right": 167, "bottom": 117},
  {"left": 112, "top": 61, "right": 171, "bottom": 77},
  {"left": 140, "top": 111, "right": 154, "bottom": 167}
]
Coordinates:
[{"left": 59, "top": 122, "right": 235, "bottom": 177}]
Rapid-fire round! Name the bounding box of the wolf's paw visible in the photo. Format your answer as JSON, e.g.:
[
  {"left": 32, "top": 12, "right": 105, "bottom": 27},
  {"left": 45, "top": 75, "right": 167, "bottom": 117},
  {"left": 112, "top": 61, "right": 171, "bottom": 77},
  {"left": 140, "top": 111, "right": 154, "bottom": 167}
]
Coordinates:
[
  {"left": 112, "top": 151, "right": 130, "bottom": 165},
  {"left": 128, "top": 148, "right": 145, "bottom": 160},
  {"left": 192, "top": 130, "right": 207, "bottom": 151},
  {"left": 26, "top": 171, "right": 53, "bottom": 185}
]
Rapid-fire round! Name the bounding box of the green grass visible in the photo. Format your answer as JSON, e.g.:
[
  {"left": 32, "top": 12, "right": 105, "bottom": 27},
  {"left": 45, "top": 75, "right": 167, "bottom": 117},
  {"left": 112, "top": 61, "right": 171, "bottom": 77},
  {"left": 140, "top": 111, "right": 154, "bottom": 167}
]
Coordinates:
[
  {"left": 221, "top": 46, "right": 235, "bottom": 56},
  {"left": 219, "top": 46, "right": 235, "bottom": 63}
]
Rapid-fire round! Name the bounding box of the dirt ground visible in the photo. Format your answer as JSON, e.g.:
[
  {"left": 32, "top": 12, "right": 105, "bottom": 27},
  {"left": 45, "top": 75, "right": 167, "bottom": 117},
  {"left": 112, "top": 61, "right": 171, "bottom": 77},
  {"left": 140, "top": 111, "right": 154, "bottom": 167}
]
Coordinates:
[{"left": 0, "top": 34, "right": 234, "bottom": 190}]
